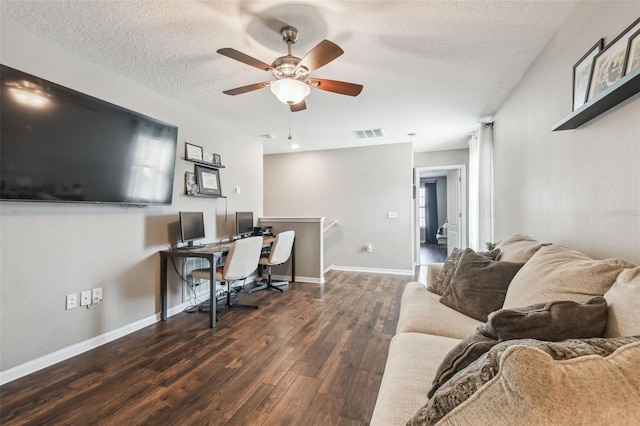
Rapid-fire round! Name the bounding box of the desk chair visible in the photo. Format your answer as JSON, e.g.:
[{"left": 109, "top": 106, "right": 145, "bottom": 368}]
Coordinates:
[
  {"left": 249, "top": 230, "right": 295, "bottom": 293},
  {"left": 191, "top": 236, "right": 263, "bottom": 320}
]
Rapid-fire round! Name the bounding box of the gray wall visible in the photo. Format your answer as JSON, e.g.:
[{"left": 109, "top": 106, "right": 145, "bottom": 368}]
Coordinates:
[
  {"left": 264, "top": 143, "right": 414, "bottom": 273},
  {"left": 1, "top": 25, "right": 264, "bottom": 371},
  {"left": 493, "top": 1, "right": 640, "bottom": 264},
  {"left": 414, "top": 148, "right": 469, "bottom": 169}
]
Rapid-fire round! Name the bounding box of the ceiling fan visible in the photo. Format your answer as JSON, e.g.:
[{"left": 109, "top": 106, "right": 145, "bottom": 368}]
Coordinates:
[{"left": 217, "top": 26, "right": 363, "bottom": 112}]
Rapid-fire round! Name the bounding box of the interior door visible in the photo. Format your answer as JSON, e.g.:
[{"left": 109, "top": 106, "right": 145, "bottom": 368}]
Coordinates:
[{"left": 446, "top": 169, "right": 461, "bottom": 254}]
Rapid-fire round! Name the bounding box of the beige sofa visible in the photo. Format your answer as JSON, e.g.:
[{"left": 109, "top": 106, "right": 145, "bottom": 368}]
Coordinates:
[{"left": 371, "top": 235, "right": 640, "bottom": 425}]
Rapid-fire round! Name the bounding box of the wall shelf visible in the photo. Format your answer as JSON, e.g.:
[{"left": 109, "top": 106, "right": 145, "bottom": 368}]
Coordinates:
[
  {"left": 552, "top": 67, "right": 640, "bottom": 131},
  {"left": 184, "top": 193, "right": 227, "bottom": 199},
  {"left": 185, "top": 158, "right": 225, "bottom": 169}
]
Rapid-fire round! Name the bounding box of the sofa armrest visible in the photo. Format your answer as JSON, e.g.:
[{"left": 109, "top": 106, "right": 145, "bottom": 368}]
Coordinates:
[{"left": 427, "top": 263, "right": 444, "bottom": 287}]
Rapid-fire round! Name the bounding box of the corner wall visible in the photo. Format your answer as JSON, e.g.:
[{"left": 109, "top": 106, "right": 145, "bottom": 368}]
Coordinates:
[
  {"left": 264, "top": 143, "right": 414, "bottom": 274},
  {"left": 493, "top": 1, "right": 640, "bottom": 264},
  {"left": 0, "top": 25, "right": 263, "bottom": 374}
]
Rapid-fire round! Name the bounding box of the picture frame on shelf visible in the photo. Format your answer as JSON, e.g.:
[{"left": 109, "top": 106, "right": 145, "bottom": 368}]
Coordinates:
[
  {"left": 588, "top": 17, "right": 640, "bottom": 101},
  {"left": 185, "top": 142, "right": 203, "bottom": 161},
  {"left": 213, "top": 154, "right": 222, "bottom": 166},
  {"left": 195, "top": 165, "right": 222, "bottom": 196},
  {"left": 203, "top": 152, "right": 214, "bottom": 164},
  {"left": 624, "top": 28, "right": 640, "bottom": 75},
  {"left": 185, "top": 171, "right": 199, "bottom": 195},
  {"left": 572, "top": 39, "right": 602, "bottom": 111}
]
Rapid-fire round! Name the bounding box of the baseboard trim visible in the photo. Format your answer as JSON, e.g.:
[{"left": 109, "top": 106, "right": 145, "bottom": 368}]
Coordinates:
[
  {"left": 274, "top": 274, "right": 324, "bottom": 284},
  {"left": 0, "top": 301, "right": 196, "bottom": 386},
  {"left": 329, "top": 265, "right": 414, "bottom": 276}
]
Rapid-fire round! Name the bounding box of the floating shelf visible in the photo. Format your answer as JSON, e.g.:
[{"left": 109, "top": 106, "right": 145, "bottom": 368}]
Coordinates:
[
  {"left": 185, "top": 158, "right": 225, "bottom": 169},
  {"left": 552, "top": 67, "right": 640, "bottom": 131},
  {"left": 185, "top": 193, "right": 226, "bottom": 199}
]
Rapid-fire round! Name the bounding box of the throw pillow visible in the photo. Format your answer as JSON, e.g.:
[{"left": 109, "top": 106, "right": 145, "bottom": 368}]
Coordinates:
[
  {"left": 489, "top": 296, "right": 608, "bottom": 340},
  {"left": 439, "top": 249, "right": 523, "bottom": 321},
  {"left": 427, "top": 296, "right": 608, "bottom": 398},
  {"left": 427, "top": 248, "right": 499, "bottom": 296},
  {"left": 603, "top": 266, "right": 640, "bottom": 337},
  {"left": 408, "top": 336, "right": 640, "bottom": 426},
  {"left": 495, "top": 234, "right": 550, "bottom": 263},
  {"left": 503, "top": 244, "right": 635, "bottom": 309}
]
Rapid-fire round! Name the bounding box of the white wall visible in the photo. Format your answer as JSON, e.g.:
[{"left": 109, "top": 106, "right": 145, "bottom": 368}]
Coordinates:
[
  {"left": 414, "top": 148, "right": 469, "bottom": 169},
  {"left": 0, "top": 25, "right": 263, "bottom": 372},
  {"left": 493, "top": 1, "right": 640, "bottom": 264},
  {"left": 264, "top": 143, "right": 414, "bottom": 274}
]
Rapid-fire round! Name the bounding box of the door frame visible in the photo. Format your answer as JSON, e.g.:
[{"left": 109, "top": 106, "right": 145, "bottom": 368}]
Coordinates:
[{"left": 414, "top": 165, "right": 467, "bottom": 266}]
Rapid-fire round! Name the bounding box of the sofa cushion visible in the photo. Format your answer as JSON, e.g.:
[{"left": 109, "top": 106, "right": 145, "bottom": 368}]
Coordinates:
[
  {"left": 604, "top": 267, "right": 640, "bottom": 337},
  {"left": 428, "top": 296, "right": 609, "bottom": 398},
  {"left": 369, "top": 332, "right": 460, "bottom": 426},
  {"left": 408, "top": 336, "right": 640, "bottom": 426},
  {"left": 396, "top": 282, "right": 482, "bottom": 338},
  {"left": 495, "top": 234, "right": 549, "bottom": 263},
  {"left": 427, "top": 248, "right": 499, "bottom": 296},
  {"left": 440, "top": 249, "right": 524, "bottom": 321},
  {"left": 503, "top": 244, "right": 634, "bottom": 309}
]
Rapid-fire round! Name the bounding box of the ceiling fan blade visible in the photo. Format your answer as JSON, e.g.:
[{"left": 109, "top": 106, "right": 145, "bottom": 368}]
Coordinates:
[
  {"left": 290, "top": 100, "right": 307, "bottom": 112},
  {"left": 295, "top": 40, "right": 344, "bottom": 73},
  {"left": 308, "top": 78, "right": 363, "bottom": 96},
  {"left": 222, "top": 82, "right": 270, "bottom": 96},
  {"left": 217, "top": 48, "right": 274, "bottom": 72}
]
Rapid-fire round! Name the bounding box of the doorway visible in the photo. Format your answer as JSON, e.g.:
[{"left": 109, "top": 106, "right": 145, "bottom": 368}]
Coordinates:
[{"left": 414, "top": 165, "right": 467, "bottom": 266}]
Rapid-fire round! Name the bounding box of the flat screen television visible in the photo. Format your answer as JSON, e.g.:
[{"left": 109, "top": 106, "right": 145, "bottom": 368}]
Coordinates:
[
  {"left": 0, "top": 64, "right": 178, "bottom": 205},
  {"left": 235, "top": 211, "right": 254, "bottom": 237},
  {"left": 179, "top": 211, "right": 205, "bottom": 249}
]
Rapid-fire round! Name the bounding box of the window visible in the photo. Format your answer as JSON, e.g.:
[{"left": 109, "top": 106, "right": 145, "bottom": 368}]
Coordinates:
[{"left": 419, "top": 186, "right": 426, "bottom": 226}]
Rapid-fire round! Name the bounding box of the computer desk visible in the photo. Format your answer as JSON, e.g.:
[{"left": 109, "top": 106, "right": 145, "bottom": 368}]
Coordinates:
[{"left": 159, "top": 236, "right": 294, "bottom": 328}]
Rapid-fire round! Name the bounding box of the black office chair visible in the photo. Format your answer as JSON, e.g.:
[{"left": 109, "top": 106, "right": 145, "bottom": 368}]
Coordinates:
[
  {"left": 249, "top": 230, "right": 295, "bottom": 293},
  {"left": 191, "top": 236, "right": 263, "bottom": 320}
]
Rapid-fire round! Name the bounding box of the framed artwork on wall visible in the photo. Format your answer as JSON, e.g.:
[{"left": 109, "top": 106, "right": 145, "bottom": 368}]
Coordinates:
[
  {"left": 185, "top": 142, "right": 203, "bottom": 161},
  {"left": 624, "top": 28, "right": 640, "bottom": 75},
  {"left": 572, "top": 39, "right": 602, "bottom": 111},
  {"left": 587, "top": 17, "right": 640, "bottom": 101},
  {"left": 195, "top": 165, "right": 222, "bottom": 196}
]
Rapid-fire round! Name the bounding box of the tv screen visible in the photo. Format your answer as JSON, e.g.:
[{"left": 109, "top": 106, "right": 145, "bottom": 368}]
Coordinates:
[
  {"left": 235, "top": 211, "right": 254, "bottom": 237},
  {"left": 0, "top": 64, "right": 178, "bottom": 205},
  {"left": 179, "top": 211, "right": 205, "bottom": 249}
]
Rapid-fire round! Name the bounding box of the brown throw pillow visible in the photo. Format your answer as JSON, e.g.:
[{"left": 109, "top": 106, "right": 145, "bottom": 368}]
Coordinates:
[
  {"left": 428, "top": 296, "right": 610, "bottom": 398},
  {"left": 440, "top": 249, "right": 523, "bottom": 321},
  {"left": 428, "top": 248, "right": 500, "bottom": 296},
  {"left": 489, "top": 296, "right": 608, "bottom": 340}
]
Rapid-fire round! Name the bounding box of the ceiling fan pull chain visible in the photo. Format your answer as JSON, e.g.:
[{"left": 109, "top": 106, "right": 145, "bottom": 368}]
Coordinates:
[{"left": 288, "top": 110, "right": 292, "bottom": 140}]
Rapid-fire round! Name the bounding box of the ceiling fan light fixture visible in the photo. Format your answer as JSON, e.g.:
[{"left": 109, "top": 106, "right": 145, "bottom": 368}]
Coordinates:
[{"left": 270, "top": 79, "right": 310, "bottom": 105}]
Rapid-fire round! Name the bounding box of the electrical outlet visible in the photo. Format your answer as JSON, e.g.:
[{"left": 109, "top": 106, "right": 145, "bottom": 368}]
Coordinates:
[
  {"left": 366, "top": 244, "right": 373, "bottom": 253},
  {"left": 92, "top": 287, "right": 103, "bottom": 303},
  {"left": 66, "top": 293, "right": 78, "bottom": 310},
  {"left": 80, "top": 290, "right": 91, "bottom": 306}
]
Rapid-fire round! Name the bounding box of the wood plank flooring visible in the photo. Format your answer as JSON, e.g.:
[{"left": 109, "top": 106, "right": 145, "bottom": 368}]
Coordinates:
[{"left": 0, "top": 270, "right": 420, "bottom": 425}]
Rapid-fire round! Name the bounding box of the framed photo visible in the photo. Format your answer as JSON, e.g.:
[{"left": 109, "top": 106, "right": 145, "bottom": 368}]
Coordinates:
[
  {"left": 624, "top": 28, "right": 640, "bottom": 76},
  {"left": 185, "top": 142, "right": 203, "bottom": 161},
  {"left": 184, "top": 171, "right": 198, "bottom": 195},
  {"left": 203, "top": 152, "right": 214, "bottom": 163},
  {"left": 572, "top": 39, "right": 602, "bottom": 111},
  {"left": 588, "top": 18, "right": 640, "bottom": 101},
  {"left": 213, "top": 154, "right": 222, "bottom": 166},
  {"left": 195, "top": 165, "right": 222, "bottom": 196}
]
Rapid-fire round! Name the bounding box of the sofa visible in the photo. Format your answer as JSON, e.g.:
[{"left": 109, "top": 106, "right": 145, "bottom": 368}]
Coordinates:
[{"left": 370, "top": 234, "right": 640, "bottom": 425}]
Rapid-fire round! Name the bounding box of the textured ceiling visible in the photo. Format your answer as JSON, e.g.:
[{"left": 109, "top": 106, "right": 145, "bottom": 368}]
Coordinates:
[{"left": 1, "top": 0, "right": 576, "bottom": 154}]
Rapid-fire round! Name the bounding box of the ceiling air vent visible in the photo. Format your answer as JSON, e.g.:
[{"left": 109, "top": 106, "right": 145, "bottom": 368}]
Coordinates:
[{"left": 353, "top": 128, "right": 385, "bottom": 139}]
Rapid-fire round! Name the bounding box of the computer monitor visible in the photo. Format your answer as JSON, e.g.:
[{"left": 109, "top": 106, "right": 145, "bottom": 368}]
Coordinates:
[
  {"left": 235, "top": 211, "right": 254, "bottom": 237},
  {"left": 179, "top": 211, "right": 206, "bottom": 249}
]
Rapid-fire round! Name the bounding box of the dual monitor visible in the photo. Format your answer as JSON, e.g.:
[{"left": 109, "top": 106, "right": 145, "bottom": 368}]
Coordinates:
[{"left": 178, "top": 211, "right": 254, "bottom": 249}]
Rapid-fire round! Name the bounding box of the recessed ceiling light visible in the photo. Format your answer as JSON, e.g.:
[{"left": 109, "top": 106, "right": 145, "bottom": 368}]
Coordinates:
[
  {"left": 261, "top": 134, "right": 276, "bottom": 139},
  {"left": 290, "top": 142, "right": 300, "bottom": 149},
  {"left": 408, "top": 132, "right": 417, "bottom": 137}
]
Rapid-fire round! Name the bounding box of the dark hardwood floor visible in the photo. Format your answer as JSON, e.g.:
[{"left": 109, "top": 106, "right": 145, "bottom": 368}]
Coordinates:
[{"left": 0, "top": 270, "right": 422, "bottom": 426}]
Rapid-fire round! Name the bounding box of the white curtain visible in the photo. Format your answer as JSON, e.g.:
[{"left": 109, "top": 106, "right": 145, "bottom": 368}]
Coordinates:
[{"left": 468, "top": 122, "right": 494, "bottom": 250}]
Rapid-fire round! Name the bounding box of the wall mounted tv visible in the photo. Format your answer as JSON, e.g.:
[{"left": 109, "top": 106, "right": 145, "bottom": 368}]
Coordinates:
[{"left": 0, "top": 64, "right": 178, "bottom": 205}]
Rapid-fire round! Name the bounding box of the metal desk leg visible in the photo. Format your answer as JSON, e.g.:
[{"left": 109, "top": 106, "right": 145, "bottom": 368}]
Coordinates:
[
  {"left": 160, "top": 252, "right": 168, "bottom": 321},
  {"left": 291, "top": 239, "right": 296, "bottom": 282},
  {"left": 209, "top": 255, "right": 217, "bottom": 328}
]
